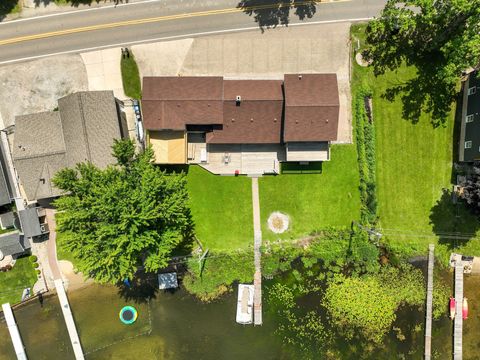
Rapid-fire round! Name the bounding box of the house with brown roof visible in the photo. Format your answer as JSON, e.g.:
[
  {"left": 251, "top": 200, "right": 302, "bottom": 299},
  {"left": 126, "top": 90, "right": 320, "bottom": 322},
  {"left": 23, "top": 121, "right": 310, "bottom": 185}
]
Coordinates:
[{"left": 142, "top": 74, "right": 339, "bottom": 175}]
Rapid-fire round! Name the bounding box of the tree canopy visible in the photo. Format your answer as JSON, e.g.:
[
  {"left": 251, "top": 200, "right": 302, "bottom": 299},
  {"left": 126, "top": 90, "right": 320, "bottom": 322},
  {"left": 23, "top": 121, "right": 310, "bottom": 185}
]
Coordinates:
[
  {"left": 53, "top": 139, "right": 192, "bottom": 284},
  {"left": 364, "top": 0, "right": 480, "bottom": 125}
]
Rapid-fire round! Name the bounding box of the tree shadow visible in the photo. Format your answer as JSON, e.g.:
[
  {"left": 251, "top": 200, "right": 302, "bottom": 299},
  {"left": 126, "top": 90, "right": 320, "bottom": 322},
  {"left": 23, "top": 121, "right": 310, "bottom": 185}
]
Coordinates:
[
  {"left": 0, "top": 0, "right": 19, "bottom": 21},
  {"left": 32, "top": 0, "right": 129, "bottom": 8},
  {"left": 429, "top": 189, "right": 480, "bottom": 250},
  {"left": 117, "top": 271, "right": 159, "bottom": 304},
  {"left": 237, "top": 0, "right": 316, "bottom": 32},
  {"left": 380, "top": 60, "right": 458, "bottom": 127}
]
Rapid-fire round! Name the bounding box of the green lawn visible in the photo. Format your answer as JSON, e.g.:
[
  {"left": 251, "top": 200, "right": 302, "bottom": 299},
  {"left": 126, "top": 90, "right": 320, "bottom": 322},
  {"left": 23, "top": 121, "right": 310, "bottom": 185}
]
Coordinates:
[
  {"left": 120, "top": 53, "right": 141, "bottom": 99},
  {"left": 259, "top": 145, "right": 361, "bottom": 241},
  {"left": 186, "top": 165, "right": 253, "bottom": 250},
  {"left": 351, "top": 24, "right": 480, "bottom": 260},
  {"left": 0, "top": 256, "right": 37, "bottom": 305}
]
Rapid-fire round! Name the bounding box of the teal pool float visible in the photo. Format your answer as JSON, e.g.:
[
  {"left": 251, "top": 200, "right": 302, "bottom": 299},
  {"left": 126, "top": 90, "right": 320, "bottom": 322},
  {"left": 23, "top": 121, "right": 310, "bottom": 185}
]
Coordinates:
[{"left": 119, "top": 306, "right": 138, "bottom": 325}]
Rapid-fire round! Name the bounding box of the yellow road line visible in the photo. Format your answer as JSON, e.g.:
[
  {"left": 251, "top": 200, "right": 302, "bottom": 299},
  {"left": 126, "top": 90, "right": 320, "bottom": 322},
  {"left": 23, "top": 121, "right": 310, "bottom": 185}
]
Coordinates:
[{"left": 0, "top": 0, "right": 346, "bottom": 46}]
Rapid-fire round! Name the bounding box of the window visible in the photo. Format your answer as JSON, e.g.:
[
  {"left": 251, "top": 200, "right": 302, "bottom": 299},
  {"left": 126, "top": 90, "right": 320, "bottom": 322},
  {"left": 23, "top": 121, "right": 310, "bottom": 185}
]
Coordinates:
[
  {"left": 468, "top": 87, "right": 477, "bottom": 95},
  {"left": 466, "top": 114, "right": 474, "bottom": 123},
  {"left": 465, "top": 141, "right": 472, "bottom": 149}
]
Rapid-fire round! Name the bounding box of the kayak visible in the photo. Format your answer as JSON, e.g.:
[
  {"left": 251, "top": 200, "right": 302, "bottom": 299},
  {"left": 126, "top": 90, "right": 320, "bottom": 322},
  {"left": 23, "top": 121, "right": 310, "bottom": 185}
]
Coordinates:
[
  {"left": 450, "top": 297, "right": 456, "bottom": 320},
  {"left": 463, "top": 298, "right": 469, "bottom": 320}
]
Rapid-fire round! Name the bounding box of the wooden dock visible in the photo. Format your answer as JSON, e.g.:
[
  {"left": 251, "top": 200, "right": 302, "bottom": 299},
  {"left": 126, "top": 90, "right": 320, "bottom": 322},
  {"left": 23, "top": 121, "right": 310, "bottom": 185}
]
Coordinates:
[
  {"left": 453, "top": 262, "right": 463, "bottom": 360},
  {"left": 55, "top": 279, "right": 84, "bottom": 360},
  {"left": 251, "top": 178, "right": 262, "bottom": 325},
  {"left": 424, "top": 244, "right": 434, "bottom": 360},
  {"left": 2, "top": 303, "right": 27, "bottom": 360}
]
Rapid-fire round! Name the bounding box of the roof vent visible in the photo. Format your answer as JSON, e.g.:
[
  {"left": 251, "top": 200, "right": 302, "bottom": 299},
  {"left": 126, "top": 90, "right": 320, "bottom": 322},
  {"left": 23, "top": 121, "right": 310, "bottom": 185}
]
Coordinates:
[
  {"left": 236, "top": 95, "right": 241, "bottom": 106},
  {"left": 298, "top": 75, "right": 302, "bottom": 80},
  {"left": 250, "top": 118, "right": 254, "bottom": 122}
]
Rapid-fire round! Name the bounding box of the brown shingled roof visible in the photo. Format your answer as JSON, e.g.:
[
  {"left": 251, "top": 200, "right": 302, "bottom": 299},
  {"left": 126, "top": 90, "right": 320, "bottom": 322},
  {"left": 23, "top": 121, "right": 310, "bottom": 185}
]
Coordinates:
[
  {"left": 207, "top": 80, "right": 283, "bottom": 144},
  {"left": 142, "top": 76, "right": 224, "bottom": 130},
  {"left": 141, "top": 75, "right": 339, "bottom": 143},
  {"left": 283, "top": 74, "right": 339, "bottom": 142}
]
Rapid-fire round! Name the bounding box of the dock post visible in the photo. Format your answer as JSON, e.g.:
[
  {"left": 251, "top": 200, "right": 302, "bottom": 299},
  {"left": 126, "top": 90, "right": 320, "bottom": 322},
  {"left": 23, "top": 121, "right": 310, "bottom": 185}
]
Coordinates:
[
  {"left": 424, "top": 244, "right": 434, "bottom": 360},
  {"left": 1, "top": 303, "right": 27, "bottom": 360}
]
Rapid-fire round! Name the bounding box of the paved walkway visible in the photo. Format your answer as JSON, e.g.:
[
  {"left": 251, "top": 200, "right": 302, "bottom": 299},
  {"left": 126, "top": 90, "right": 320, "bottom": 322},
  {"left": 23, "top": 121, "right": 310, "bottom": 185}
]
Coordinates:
[
  {"left": 81, "top": 48, "right": 127, "bottom": 101},
  {"left": 45, "top": 208, "right": 62, "bottom": 281},
  {"left": 251, "top": 177, "right": 262, "bottom": 325}
]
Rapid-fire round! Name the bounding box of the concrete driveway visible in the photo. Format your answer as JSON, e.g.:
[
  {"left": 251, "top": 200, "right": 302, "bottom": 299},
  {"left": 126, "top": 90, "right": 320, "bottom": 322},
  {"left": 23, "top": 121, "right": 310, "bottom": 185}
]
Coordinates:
[{"left": 132, "top": 22, "right": 353, "bottom": 143}]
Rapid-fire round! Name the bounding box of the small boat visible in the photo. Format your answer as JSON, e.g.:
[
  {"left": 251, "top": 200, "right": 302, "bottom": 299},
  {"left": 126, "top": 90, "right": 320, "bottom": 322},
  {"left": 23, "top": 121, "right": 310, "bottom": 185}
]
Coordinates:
[
  {"left": 450, "top": 297, "right": 456, "bottom": 320},
  {"left": 236, "top": 284, "right": 254, "bottom": 325},
  {"left": 463, "top": 298, "right": 469, "bottom": 320}
]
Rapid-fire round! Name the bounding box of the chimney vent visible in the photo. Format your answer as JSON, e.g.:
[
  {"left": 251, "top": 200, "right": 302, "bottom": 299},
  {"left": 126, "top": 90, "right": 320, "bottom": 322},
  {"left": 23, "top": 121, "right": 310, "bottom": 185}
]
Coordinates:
[
  {"left": 298, "top": 75, "right": 302, "bottom": 80},
  {"left": 236, "top": 95, "right": 241, "bottom": 106}
]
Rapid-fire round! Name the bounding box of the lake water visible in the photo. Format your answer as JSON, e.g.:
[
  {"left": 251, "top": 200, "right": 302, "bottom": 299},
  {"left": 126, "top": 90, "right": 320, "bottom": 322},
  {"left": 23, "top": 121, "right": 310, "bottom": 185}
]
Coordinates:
[{"left": 1, "top": 270, "right": 479, "bottom": 359}]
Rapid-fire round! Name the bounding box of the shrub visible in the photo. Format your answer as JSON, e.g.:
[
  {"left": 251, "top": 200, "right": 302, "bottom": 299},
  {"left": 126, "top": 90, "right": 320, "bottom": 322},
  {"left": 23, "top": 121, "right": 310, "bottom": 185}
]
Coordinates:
[
  {"left": 354, "top": 89, "right": 378, "bottom": 225},
  {"left": 29, "top": 255, "right": 37, "bottom": 263},
  {"left": 33, "top": 262, "right": 39, "bottom": 269},
  {"left": 36, "top": 269, "right": 41, "bottom": 275}
]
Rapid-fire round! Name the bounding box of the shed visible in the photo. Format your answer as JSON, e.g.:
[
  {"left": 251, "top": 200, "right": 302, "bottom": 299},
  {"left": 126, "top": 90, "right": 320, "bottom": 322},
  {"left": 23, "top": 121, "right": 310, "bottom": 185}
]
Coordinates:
[{"left": 0, "top": 211, "right": 15, "bottom": 230}]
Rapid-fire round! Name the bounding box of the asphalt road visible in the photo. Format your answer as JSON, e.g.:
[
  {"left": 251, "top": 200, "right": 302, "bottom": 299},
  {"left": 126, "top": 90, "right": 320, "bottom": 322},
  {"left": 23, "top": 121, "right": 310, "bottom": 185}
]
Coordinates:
[{"left": 0, "top": 0, "right": 386, "bottom": 63}]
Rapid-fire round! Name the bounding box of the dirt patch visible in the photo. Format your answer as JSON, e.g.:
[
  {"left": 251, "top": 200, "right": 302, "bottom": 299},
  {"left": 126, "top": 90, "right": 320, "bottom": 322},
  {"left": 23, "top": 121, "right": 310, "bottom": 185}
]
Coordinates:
[
  {"left": 267, "top": 212, "right": 289, "bottom": 233},
  {"left": 0, "top": 54, "right": 87, "bottom": 128}
]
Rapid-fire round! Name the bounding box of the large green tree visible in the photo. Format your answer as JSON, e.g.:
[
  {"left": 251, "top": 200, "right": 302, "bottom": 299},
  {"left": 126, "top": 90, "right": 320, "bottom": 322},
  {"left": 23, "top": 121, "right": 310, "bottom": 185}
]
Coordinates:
[
  {"left": 53, "top": 139, "right": 192, "bottom": 284},
  {"left": 364, "top": 0, "right": 480, "bottom": 124}
]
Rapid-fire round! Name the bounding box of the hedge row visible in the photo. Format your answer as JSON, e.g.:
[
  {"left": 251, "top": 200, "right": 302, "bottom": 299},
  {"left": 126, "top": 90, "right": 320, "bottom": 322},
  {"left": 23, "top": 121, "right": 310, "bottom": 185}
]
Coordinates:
[{"left": 354, "top": 89, "right": 378, "bottom": 225}]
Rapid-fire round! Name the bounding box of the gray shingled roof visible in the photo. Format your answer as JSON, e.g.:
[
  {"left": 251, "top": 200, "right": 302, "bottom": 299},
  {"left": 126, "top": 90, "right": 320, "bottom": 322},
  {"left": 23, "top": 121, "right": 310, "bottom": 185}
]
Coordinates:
[
  {"left": 460, "top": 71, "right": 480, "bottom": 162},
  {"left": 13, "top": 91, "right": 122, "bottom": 201},
  {"left": 0, "top": 231, "right": 25, "bottom": 256},
  {"left": 18, "top": 208, "right": 41, "bottom": 238}
]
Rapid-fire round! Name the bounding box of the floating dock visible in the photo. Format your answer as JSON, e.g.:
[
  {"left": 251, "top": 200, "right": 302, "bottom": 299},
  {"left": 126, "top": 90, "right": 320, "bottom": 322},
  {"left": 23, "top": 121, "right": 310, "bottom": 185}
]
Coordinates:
[
  {"left": 424, "top": 244, "right": 434, "bottom": 360},
  {"left": 236, "top": 284, "right": 254, "bottom": 324},
  {"left": 1, "top": 303, "right": 27, "bottom": 360},
  {"left": 453, "top": 262, "right": 464, "bottom": 360},
  {"left": 54, "top": 279, "right": 84, "bottom": 360}
]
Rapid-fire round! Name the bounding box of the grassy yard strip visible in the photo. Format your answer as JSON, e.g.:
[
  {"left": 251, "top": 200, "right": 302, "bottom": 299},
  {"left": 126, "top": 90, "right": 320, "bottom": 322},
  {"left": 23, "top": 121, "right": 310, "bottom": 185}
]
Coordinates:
[
  {"left": 259, "top": 145, "right": 361, "bottom": 241},
  {"left": 187, "top": 165, "right": 253, "bottom": 250},
  {"left": 0, "top": 256, "right": 37, "bottom": 305},
  {"left": 351, "top": 24, "right": 480, "bottom": 260},
  {"left": 120, "top": 53, "right": 141, "bottom": 99}
]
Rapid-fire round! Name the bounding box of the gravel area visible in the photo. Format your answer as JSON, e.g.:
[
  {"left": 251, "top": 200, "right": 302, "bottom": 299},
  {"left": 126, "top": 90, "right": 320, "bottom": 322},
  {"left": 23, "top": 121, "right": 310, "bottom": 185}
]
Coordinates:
[{"left": 0, "top": 54, "right": 87, "bottom": 128}]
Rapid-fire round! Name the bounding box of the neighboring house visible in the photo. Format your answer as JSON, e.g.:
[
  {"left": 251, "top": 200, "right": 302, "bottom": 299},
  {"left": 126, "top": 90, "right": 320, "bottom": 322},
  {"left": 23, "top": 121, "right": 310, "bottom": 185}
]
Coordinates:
[
  {"left": 0, "top": 211, "right": 15, "bottom": 230},
  {"left": 12, "top": 91, "right": 127, "bottom": 202},
  {"left": 0, "top": 141, "right": 13, "bottom": 206},
  {"left": 460, "top": 71, "right": 480, "bottom": 162},
  {"left": 0, "top": 231, "right": 30, "bottom": 259},
  {"left": 141, "top": 74, "right": 339, "bottom": 175}
]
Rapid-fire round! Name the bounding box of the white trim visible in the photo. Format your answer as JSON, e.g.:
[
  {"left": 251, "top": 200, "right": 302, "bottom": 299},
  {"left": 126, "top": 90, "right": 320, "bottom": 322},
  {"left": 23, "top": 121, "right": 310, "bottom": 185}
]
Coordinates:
[
  {"left": 0, "top": 17, "right": 372, "bottom": 65},
  {"left": 467, "top": 87, "right": 477, "bottom": 96},
  {"left": 465, "top": 140, "right": 472, "bottom": 149},
  {"left": 466, "top": 114, "right": 474, "bottom": 123}
]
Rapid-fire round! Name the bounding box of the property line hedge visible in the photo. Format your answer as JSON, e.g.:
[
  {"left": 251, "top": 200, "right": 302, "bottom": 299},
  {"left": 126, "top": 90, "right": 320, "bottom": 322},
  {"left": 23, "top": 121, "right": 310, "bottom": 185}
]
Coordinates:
[{"left": 354, "top": 88, "right": 377, "bottom": 224}]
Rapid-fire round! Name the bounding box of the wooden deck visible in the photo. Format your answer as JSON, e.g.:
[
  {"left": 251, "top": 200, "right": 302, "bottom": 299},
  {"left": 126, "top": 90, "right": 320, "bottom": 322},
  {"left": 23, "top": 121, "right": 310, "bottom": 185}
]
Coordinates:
[
  {"left": 424, "top": 244, "right": 434, "bottom": 360},
  {"left": 453, "top": 262, "right": 463, "bottom": 360}
]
